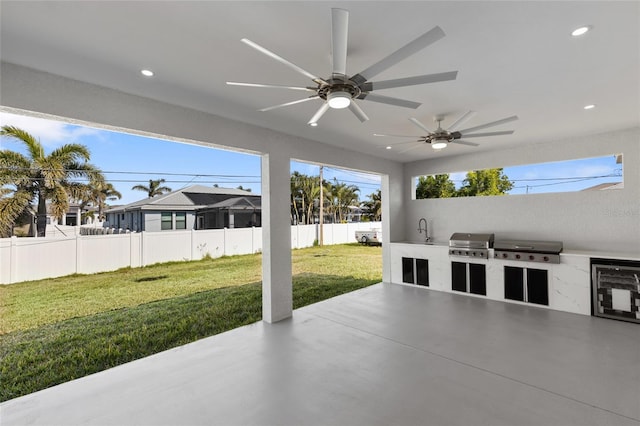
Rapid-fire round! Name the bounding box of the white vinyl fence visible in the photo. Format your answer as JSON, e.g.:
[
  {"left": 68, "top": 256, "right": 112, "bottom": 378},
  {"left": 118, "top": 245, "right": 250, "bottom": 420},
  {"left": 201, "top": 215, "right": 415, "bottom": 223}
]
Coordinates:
[{"left": 0, "top": 222, "right": 381, "bottom": 284}]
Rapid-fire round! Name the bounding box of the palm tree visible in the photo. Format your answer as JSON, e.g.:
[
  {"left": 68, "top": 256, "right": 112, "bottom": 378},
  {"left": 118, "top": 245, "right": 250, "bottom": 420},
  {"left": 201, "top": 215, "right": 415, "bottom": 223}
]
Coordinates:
[
  {"left": 0, "top": 125, "right": 102, "bottom": 237},
  {"left": 131, "top": 179, "right": 172, "bottom": 198},
  {"left": 77, "top": 180, "right": 122, "bottom": 221},
  {"left": 327, "top": 180, "right": 359, "bottom": 223},
  {"left": 362, "top": 189, "right": 382, "bottom": 221}
]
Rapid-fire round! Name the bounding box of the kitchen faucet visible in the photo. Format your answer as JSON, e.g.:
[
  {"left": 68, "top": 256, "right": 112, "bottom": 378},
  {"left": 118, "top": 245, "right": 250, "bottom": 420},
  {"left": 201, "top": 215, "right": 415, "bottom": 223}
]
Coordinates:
[{"left": 418, "top": 218, "right": 430, "bottom": 242}]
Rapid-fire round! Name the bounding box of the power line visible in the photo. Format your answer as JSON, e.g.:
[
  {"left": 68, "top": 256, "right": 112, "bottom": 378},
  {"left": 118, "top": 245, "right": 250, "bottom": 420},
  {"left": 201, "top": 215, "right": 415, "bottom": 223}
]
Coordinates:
[{"left": 0, "top": 166, "right": 260, "bottom": 179}]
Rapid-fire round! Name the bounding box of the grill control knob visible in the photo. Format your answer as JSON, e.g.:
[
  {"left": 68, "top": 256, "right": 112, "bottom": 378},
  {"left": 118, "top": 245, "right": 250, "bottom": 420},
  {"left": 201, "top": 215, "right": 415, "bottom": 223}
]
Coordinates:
[
  {"left": 515, "top": 254, "right": 521, "bottom": 260},
  {"left": 543, "top": 256, "right": 549, "bottom": 262},
  {"left": 502, "top": 253, "right": 508, "bottom": 259},
  {"left": 529, "top": 255, "right": 535, "bottom": 261}
]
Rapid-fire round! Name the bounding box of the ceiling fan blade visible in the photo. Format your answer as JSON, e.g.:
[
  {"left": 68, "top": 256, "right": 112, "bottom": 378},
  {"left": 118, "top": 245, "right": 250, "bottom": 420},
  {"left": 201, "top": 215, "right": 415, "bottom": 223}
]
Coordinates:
[
  {"left": 241, "top": 38, "right": 326, "bottom": 84},
  {"left": 226, "top": 82, "right": 316, "bottom": 92},
  {"left": 348, "top": 101, "right": 369, "bottom": 122},
  {"left": 458, "top": 115, "right": 519, "bottom": 134},
  {"left": 369, "top": 71, "right": 458, "bottom": 91},
  {"left": 460, "top": 130, "right": 515, "bottom": 138},
  {"left": 409, "top": 117, "right": 433, "bottom": 133},
  {"left": 259, "top": 96, "right": 320, "bottom": 112},
  {"left": 398, "top": 143, "right": 425, "bottom": 154},
  {"left": 447, "top": 110, "right": 477, "bottom": 131},
  {"left": 373, "top": 133, "right": 421, "bottom": 138},
  {"left": 359, "top": 93, "right": 421, "bottom": 109},
  {"left": 308, "top": 102, "right": 331, "bottom": 126},
  {"left": 452, "top": 140, "right": 480, "bottom": 147},
  {"left": 354, "top": 26, "right": 446, "bottom": 82},
  {"left": 331, "top": 8, "right": 349, "bottom": 76}
]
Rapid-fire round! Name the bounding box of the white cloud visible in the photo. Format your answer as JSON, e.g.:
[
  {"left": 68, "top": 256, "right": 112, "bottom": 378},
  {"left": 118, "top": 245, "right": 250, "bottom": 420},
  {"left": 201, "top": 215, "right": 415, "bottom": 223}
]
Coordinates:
[{"left": 0, "top": 112, "right": 100, "bottom": 148}]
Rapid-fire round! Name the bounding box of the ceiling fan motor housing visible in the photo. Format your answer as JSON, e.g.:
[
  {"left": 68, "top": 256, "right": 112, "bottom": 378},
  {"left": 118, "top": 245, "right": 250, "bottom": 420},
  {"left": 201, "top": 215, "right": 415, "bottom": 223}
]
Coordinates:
[{"left": 317, "top": 76, "right": 362, "bottom": 102}]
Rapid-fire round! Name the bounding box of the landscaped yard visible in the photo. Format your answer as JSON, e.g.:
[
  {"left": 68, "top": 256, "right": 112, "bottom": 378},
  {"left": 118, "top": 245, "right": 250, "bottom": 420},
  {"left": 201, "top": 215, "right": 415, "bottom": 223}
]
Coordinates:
[{"left": 0, "top": 243, "right": 381, "bottom": 402}]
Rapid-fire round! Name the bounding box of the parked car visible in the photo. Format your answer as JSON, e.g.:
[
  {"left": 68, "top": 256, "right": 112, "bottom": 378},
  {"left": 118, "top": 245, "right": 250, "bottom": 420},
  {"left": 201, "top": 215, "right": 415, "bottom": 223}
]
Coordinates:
[{"left": 355, "top": 229, "right": 382, "bottom": 246}]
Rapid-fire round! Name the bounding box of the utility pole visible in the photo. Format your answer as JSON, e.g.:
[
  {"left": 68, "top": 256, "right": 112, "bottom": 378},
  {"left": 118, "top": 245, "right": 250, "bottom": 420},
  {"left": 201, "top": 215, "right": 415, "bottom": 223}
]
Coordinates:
[{"left": 319, "top": 165, "right": 324, "bottom": 246}]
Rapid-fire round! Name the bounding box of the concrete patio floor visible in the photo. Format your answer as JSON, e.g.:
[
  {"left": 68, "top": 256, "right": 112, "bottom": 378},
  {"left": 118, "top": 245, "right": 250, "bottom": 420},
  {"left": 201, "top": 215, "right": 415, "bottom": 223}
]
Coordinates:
[{"left": 2, "top": 283, "right": 639, "bottom": 426}]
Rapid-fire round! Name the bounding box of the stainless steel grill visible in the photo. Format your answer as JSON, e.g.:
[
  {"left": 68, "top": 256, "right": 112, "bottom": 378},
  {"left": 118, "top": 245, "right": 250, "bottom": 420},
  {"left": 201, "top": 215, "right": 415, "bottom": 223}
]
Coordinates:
[
  {"left": 493, "top": 239, "right": 563, "bottom": 264},
  {"left": 449, "top": 233, "right": 495, "bottom": 259}
]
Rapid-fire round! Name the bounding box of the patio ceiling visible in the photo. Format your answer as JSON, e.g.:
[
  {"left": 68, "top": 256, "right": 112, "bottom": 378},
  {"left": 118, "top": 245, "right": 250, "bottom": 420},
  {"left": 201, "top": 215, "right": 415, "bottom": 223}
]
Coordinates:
[{"left": 1, "top": 1, "right": 638, "bottom": 162}]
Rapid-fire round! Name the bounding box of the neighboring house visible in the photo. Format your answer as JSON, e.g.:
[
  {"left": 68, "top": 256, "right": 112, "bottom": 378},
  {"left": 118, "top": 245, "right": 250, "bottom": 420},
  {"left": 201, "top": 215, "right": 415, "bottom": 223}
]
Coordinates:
[
  {"left": 104, "top": 185, "right": 261, "bottom": 232},
  {"left": 46, "top": 202, "right": 90, "bottom": 226},
  {"left": 581, "top": 182, "right": 624, "bottom": 191}
]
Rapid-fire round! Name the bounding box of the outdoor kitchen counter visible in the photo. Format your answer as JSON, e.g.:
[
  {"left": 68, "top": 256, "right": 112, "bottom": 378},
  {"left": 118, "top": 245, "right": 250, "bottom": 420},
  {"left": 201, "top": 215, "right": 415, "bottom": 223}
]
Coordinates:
[{"left": 388, "top": 243, "right": 639, "bottom": 317}]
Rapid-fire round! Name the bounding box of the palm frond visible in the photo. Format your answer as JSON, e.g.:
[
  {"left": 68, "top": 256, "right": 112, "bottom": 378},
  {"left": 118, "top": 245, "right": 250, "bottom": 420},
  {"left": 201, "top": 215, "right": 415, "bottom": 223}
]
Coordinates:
[
  {"left": 48, "top": 185, "right": 69, "bottom": 221},
  {"left": 49, "top": 143, "right": 91, "bottom": 164},
  {"left": 0, "top": 125, "right": 44, "bottom": 161},
  {"left": 0, "top": 189, "right": 32, "bottom": 237}
]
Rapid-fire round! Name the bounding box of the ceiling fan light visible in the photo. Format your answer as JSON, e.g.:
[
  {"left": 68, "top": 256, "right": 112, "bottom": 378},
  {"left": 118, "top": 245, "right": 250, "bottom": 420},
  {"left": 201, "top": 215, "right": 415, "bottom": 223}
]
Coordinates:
[
  {"left": 571, "top": 26, "right": 591, "bottom": 37},
  {"left": 431, "top": 140, "right": 448, "bottom": 150},
  {"left": 327, "top": 91, "right": 351, "bottom": 109}
]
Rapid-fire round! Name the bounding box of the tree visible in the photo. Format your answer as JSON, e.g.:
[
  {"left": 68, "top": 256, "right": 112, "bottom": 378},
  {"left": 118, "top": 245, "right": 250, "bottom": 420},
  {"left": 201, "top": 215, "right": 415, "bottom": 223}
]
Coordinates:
[
  {"left": 361, "top": 189, "right": 382, "bottom": 221},
  {"left": 327, "top": 179, "right": 359, "bottom": 223},
  {"left": 77, "top": 180, "right": 122, "bottom": 221},
  {"left": 416, "top": 174, "right": 456, "bottom": 199},
  {"left": 458, "top": 168, "right": 513, "bottom": 196},
  {"left": 131, "top": 179, "right": 172, "bottom": 198},
  {"left": 0, "top": 125, "right": 102, "bottom": 237}
]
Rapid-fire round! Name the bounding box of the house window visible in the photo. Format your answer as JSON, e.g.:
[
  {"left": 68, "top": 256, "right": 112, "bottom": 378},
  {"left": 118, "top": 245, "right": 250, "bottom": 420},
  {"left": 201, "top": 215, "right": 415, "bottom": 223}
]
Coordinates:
[
  {"left": 175, "top": 212, "right": 186, "bottom": 230},
  {"left": 161, "top": 212, "right": 173, "bottom": 230}
]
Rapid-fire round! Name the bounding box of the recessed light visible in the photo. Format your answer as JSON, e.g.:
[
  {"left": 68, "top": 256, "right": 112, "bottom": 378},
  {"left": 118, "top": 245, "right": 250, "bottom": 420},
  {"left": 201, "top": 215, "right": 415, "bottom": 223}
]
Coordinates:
[
  {"left": 386, "top": 146, "right": 392, "bottom": 150},
  {"left": 309, "top": 122, "right": 318, "bottom": 127},
  {"left": 571, "top": 26, "right": 592, "bottom": 37},
  {"left": 141, "top": 69, "right": 154, "bottom": 77},
  {"left": 584, "top": 104, "right": 596, "bottom": 110}
]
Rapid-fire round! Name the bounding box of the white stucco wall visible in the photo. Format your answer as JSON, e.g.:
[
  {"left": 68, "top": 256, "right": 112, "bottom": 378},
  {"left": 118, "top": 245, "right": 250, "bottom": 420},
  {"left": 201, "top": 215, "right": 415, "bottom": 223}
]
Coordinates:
[{"left": 403, "top": 128, "right": 640, "bottom": 254}]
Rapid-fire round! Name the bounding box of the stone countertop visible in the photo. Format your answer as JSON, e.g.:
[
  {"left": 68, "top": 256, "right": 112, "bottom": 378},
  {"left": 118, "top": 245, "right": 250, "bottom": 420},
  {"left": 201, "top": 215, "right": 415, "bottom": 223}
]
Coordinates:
[
  {"left": 390, "top": 242, "right": 640, "bottom": 262},
  {"left": 390, "top": 241, "right": 448, "bottom": 247}
]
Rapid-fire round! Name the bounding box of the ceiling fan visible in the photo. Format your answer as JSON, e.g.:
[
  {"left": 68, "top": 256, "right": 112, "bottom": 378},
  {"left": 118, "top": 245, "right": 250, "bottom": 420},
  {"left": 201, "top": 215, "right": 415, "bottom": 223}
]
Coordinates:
[
  {"left": 227, "top": 8, "right": 458, "bottom": 126},
  {"left": 374, "top": 111, "right": 518, "bottom": 151}
]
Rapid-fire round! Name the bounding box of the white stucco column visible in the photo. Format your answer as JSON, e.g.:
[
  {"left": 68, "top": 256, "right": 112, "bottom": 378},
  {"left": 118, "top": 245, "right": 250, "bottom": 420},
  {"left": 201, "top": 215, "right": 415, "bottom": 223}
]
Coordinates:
[
  {"left": 381, "top": 167, "right": 405, "bottom": 283},
  {"left": 261, "top": 152, "right": 293, "bottom": 323}
]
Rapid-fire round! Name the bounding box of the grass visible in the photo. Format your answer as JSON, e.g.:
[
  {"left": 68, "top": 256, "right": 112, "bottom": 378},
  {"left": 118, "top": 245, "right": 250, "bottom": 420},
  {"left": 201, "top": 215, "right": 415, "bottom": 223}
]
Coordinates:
[{"left": 0, "top": 243, "right": 382, "bottom": 402}]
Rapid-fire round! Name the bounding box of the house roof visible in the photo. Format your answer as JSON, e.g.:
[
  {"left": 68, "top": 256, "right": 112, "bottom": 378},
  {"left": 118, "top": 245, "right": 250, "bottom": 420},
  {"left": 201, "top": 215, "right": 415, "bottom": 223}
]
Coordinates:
[
  {"left": 206, "top": 196, "right": 262, "bottom": 210},
  {"left": 581, "top": 182, "right": 624, "bottom": 191},
  {"left": 105, "top": 185, "right": 257, "bottom": 213}
]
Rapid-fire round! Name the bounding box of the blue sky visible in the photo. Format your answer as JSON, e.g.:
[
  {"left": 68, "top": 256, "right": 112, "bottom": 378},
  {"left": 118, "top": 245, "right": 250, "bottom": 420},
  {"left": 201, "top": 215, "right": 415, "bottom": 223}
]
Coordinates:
[
  {"left": 447, "top": 155, "right": 622, "bottom": 195},
  {"left": 1, "top": 111, "right": 621, "bottom": 203},
  {"left": 0, "top": 111, "right": 381, "bottom": 205}
]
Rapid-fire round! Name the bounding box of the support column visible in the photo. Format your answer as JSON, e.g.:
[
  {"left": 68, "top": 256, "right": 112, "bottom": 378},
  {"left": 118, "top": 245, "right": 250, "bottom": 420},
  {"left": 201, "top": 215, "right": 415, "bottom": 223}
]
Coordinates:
[
  {"left": 381, "top": 166, "right": 405, "bottom": 283},
  {"left": 261, "top": 153, "right": 293, "bottom": 323}
]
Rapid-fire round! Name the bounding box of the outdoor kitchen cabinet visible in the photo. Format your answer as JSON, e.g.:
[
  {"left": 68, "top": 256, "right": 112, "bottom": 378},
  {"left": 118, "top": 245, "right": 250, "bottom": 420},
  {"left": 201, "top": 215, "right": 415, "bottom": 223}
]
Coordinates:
[
  {"left": 504, "top": 266, "right": 549, "bottom": 305},
  {"left": 451, "top": 261, "right": 486, "bottom": 295},
  {"left": 402, "top": 257, "right": 429, "bottom": 286}
]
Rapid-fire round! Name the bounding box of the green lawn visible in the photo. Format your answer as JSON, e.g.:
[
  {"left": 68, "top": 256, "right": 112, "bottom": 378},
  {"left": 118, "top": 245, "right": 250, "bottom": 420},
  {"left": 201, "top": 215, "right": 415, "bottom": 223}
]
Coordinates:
[{"left": 0, "top": 243, "right": 382, "bottom": 402}]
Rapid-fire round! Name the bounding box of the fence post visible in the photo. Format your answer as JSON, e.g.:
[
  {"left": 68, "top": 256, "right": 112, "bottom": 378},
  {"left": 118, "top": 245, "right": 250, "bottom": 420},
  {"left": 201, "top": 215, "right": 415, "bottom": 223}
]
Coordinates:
[
  {"left": 191, "top": 229, "right": 195, "bottom": 261},
  {"left": 141, "top": 231, "right": 146, "bottom": 267},
  {"left": 9, "top": 236, "right": 17, "bottom": 284},
  {"left": 223, "top": 227, "right": 227, "bottom": 256},
  {"left": 75, "top": 232, "right": 80, "bottom": 275}
]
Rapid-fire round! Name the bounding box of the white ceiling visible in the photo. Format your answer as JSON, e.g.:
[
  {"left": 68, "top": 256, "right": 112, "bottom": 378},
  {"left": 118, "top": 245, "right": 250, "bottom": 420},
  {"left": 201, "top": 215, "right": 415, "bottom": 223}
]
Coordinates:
[{"left": 1, "top": 1, "right": 638, "bottom": 162}]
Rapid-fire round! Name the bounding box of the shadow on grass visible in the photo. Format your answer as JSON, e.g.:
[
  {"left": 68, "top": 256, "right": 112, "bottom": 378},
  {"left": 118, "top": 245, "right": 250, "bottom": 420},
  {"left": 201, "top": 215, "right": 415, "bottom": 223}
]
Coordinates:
[
  {"left": 0, "top": 274, "right": 378, "bottom": 402},
  {"left": 133, "top": 275, "right": 169, "bottom": 283}
]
